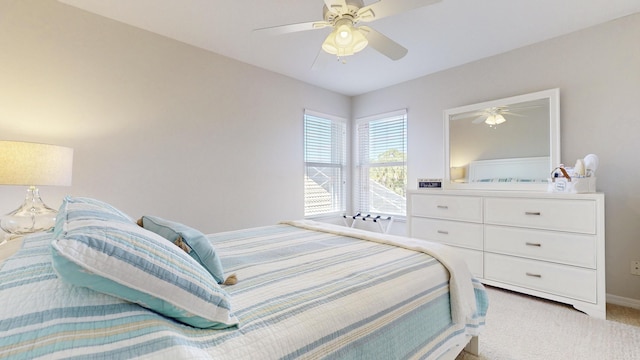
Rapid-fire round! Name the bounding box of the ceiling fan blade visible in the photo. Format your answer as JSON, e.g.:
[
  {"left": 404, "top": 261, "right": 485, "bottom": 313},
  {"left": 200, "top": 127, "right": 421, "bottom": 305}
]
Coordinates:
[
  {"left": 357, "top": 0, "right": 441, "bottom": 22},
  {"left": 506, "top": 104, "right": 543, "bottom": 111},
  {"left": 453, "top": 110, "right": 489, "bottom": 120},
  {"left": 253, "top": 21, "right": 330, "bottom": 36},
  {"left": 324, "top": 0, "right": 347, "bottom": 14},
  {"left": 501, "top": 111, "right": 524, "bottom": 117},
  {"left": 359, "top": 26, "right": 407, "bottom": 60},
  {"left": 450, "top": 111, "right": 484, "bottom": 121},
  {"left": 472, "top": 116, "right": 487, "bottom": 124}
]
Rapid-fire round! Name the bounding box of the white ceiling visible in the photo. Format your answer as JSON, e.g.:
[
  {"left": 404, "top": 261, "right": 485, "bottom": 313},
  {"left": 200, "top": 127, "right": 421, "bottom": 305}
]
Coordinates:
[{"left": 58, "top": 0, "right": 640, "bottom": 96}]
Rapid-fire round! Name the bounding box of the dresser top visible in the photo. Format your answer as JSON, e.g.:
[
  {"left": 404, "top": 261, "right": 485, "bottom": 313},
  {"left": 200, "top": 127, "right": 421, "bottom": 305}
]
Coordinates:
[{"left": 408, "top": 189, "right": 604, "bottom": 200}]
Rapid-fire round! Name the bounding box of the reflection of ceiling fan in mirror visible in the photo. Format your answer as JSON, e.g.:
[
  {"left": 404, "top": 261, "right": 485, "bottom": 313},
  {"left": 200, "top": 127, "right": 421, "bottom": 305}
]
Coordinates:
[
  {"left": 452, "top": 102, "right": 544, "bottom": 127},
  {"left": 471, "top": 107, "right": 521, "bottom": 127},
  {"left": 253, "top": 0, "right": 441, "bottom": 67}
]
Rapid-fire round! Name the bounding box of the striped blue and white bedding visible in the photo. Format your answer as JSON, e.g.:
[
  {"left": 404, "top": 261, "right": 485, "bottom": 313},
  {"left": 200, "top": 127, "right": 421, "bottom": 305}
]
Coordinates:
[{"left": 0, "top": 221, "right": 487, "bottom": 359}]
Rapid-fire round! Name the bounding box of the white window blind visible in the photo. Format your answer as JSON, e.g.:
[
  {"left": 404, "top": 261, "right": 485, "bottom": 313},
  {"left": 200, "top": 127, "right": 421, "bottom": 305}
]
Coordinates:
[
  {"left": 304, "top": 111, "right": 347, "bottom": 217},
  {"left": 356, "top": 110, "right": 407, "bottom": 216}
]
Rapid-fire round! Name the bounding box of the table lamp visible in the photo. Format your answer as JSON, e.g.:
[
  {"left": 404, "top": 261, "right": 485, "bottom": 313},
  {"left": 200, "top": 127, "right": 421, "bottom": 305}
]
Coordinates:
[
  {"left": 0, "top": 141, "right": 73, "bottom": 240},
  {"left": 450, "top": 166, "right": 466, "bottom": 182}
]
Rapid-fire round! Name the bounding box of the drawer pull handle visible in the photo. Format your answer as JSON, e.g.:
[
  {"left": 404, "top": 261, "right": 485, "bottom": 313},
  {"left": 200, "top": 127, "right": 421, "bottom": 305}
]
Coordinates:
[
  {"left": 525, "top": 242, "right": 542, "bottom": 247},
  {"left": 526, "top": 272, "right": 542, "bottom": 278},
  {"left": 437, "top": 205, "right": 449, "bottom": 210},
  {"left": 525, "top": 211, "right": 541, "bottom": 216},
  {"left": 437, "top": 230, "right": 449, "bottom": 235}
]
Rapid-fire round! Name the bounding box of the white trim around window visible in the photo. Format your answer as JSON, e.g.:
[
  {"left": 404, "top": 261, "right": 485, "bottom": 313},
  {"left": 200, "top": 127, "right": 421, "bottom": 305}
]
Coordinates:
[
  {"left": 354, "top": 109, "right": 408, "bottom": 218},
  {"left": 304, "top": 110, "right": 348, "bottom": 218}
]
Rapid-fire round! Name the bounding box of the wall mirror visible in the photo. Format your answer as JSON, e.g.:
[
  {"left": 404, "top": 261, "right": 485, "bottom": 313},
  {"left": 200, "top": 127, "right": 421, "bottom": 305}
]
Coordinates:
[{"left": 444, "top": 88, "right": 560, "bottom": 190}]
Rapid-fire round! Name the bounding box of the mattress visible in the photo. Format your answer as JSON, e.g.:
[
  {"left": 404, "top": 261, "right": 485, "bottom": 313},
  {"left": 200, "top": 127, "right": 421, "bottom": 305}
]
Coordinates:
[{"left": 0, "top": 221, "right": 487, "bottom": 359}]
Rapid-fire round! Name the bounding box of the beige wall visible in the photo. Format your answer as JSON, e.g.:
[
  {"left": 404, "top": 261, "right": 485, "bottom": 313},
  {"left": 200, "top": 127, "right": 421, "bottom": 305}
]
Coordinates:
[
  {"left": 353, "top": 13, "right": 640, "bottom": 303},
  {"left": 0, "top": 0, "right": 350, "bottom": 233}
]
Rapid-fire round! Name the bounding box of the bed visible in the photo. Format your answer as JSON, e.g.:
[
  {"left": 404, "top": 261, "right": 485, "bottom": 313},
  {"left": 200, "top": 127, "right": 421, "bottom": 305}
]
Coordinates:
[
  {"left": 467, "top": 156, "right": 549, "bottom": 183},
  {"left": 0, "top": 196, "right": 487, "bottom": 359}
]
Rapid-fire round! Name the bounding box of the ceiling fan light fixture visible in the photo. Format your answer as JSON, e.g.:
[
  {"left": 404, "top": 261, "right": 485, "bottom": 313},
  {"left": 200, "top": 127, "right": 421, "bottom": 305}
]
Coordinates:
[
  {"left": 351, "top": 28, "right": 368, "bottom": 52},
  {"left": 485, "top": 114, "right": 506, "bottom": 126},
  {"left": 321, "top": 31, "right": 340, "bottom": 54},
  {"left": 336, "top": 24, "right": 353, "bottom": 46},
  {"left": 321, "top": 19, "right": 368, "bottom": 57}
]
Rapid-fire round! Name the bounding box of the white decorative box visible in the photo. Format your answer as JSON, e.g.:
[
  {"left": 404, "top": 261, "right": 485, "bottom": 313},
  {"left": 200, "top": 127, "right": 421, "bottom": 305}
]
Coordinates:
[
  {"left": 548, "top": 176, "right": 596, "bottom": 193},
  {"left": 548, "top": 155, "right": 599, "bottom": 194}
]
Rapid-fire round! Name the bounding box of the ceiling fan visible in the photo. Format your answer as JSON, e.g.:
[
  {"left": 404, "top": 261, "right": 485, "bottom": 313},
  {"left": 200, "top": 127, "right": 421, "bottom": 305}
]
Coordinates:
[
  {"left": 470, "top": 107, "right": 518, "bottom": 127},
  {"left": 253, "top": 0, "right": 441, "bottom": 65},
  {"left": 451, "top": 102, "right": 544, "bottom": 128}
]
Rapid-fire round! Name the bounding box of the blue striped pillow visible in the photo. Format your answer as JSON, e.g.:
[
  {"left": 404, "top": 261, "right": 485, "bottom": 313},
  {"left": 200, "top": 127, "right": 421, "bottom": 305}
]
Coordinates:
[
  {"left": 140, "top": 215, "right": 226, "bottom": 284},
  {"left": 50, "top": 220, "right": 239, "bottom": 329}
]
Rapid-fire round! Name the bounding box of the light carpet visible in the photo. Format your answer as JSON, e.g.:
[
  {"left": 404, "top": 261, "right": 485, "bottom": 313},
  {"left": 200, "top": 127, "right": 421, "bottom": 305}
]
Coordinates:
[{"left": 456, "top": 286, "right": 640, "bottom": 360}]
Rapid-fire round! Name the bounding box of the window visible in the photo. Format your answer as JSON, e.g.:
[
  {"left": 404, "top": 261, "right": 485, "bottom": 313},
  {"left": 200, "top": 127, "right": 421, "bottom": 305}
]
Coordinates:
[
  {"left": 355, "top": 110, "right": 407, "bottom": 216},
  {"left": 304, "top": 111, "right": 347, "bottom": 217}
]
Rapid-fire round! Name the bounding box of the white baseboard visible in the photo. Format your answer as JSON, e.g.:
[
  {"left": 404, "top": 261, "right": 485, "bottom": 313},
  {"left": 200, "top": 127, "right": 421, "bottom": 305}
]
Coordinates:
[{"left": 607, "top": 293, "right": 640, "bottom": 309}]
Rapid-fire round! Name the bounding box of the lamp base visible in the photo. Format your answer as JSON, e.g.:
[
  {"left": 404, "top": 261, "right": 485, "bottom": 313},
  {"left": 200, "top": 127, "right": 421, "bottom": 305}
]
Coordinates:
[
  {"left": 0, "top": 186, "right": 57, "bottom": 236},
  {"left": 1, "top": 232, "right": 24, "bottom": 245}
]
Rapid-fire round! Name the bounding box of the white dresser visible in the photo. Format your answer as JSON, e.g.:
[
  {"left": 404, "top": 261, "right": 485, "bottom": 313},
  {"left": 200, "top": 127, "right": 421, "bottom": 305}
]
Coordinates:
[{"left": 407, "top": 190, "right": 606, "bottom": 318}]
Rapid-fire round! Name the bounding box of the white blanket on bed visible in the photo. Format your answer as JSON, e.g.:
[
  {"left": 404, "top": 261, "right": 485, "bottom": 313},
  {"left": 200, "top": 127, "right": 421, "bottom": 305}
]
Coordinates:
[{"left": 281, "top": 220, "right": 477, "bottom": 325}]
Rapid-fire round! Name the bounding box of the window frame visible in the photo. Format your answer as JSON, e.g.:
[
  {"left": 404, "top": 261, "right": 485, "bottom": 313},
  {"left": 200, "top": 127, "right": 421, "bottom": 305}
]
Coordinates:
[
  {"left": 354, "top": 109, "right": 408, "bottom": 218},
  {"left": 303, "top": 110, "right": 348, "bottom": 218}
]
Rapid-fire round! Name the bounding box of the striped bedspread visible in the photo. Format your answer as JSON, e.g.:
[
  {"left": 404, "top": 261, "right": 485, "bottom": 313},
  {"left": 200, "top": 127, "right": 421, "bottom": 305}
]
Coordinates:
[{"left": 0, "top": 222, "right": 487, "bottom": 359}]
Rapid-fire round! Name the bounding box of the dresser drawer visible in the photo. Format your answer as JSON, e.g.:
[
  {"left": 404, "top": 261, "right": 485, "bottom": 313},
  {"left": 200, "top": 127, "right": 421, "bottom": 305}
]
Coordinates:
[
  {"left": 485, "top": 253, "right": 596, "bottom": 303},
  {"left": 411, "top": 194, "right": 482, "bottom": 222},
  {"left": 485, "top": 225, "right": 596, "bottom": 268},
  {"left": 411, "top": 217, "right": 483, "bottom": 250},
  {"left": 484, "top": 197, "right": 596, "bottom": 234}
]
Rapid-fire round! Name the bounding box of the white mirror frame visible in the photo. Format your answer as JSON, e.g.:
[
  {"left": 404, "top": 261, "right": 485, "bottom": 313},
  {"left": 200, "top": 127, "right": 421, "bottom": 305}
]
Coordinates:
[{"left": 443, "top": 88, "right": 560, "bottom": 191}]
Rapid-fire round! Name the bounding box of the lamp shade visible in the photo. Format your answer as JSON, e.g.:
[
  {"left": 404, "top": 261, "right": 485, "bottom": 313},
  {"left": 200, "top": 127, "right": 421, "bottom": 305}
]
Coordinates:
[
  {"left": 450, "top": 166, "right": 466, "bottom": 181},
  {"left": 0, "top": 141, "right": 73, "bottom": 186}
]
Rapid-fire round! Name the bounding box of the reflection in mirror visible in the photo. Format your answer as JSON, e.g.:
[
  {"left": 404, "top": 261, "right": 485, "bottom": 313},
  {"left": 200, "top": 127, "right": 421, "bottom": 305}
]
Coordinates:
[{"left": 444, "top": 89, "right": 560, "bottom": 190}]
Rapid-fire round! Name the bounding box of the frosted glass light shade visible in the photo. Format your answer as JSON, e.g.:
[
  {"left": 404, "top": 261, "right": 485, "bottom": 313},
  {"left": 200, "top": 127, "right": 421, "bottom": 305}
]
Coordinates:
[
  {"left": 485, "top": 114, "right": 506, "bottom": 126},
  {"left": 0, "top": 141, "right": 73, "bottom": 238}
]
